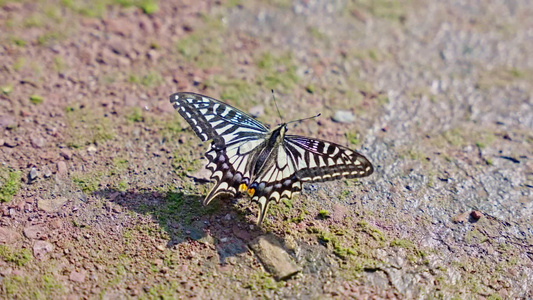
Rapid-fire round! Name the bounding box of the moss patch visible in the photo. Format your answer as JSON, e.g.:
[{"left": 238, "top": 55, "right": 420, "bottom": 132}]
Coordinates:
[
  {"left": 0, "top": 245, "right": 32, "bottom": 266},
  {"left": 0, "top": 168, "right": 22, "bottom": 203}
]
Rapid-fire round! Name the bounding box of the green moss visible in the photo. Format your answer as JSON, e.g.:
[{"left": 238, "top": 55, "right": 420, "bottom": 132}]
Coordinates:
[
  {"left": 0, "top": 245, "right": 32, "bottom": 266},
  {"left": 205, "top": 76, "right": 257, "bottom": 107},
  {"left": 345, "top": 131, "right": 360, "bottom": 146},
  {"left": 307, "top": 26, "right": 326, "bottom": 40},
  {"left": 72, "top": 174, "right": 102, "bottom": 193},
  {"left": 42, "top": 274, "right": 64, "bottom": 294},
  {"left": 333, "top": 243, "right": 357, "bottom": 259},
  {"left": 138, "top": 0, "right": 158, "bottom": 14},
  {"left": 141, "top": 71, "right": 163, "bottom": 87},
  {"left": 53, "top": 56, "right": 66, "bottom": 73},
  {"left": 508, "top": 68, "right": 523, "bottom": 78},
  {"left": 23, "top": 15, "right": 44, "bottom": 28},
  {"left": 176, "top": 17, "right": 226, "bottom": 69},
  {"left": 146, "top": 282, "right": 181, "bottom": 299},
  {"left": 116, "top": 180, "right": 129, "bottom": 192},
  {"left": 11, "top": 37, "right": 27, "bottom": 47},
  {"left": 128, "top": 74, "right": 140, "bottom": 84},
  {"left": 0, "top": 168, "right": 22, "bottom": 203},
  {"left": 357, "top": 220, "right": 385, "bottom": 242},
  {"left": 290, "top": 210, "right": 306, "bottom": 223},
  {"left": 128, "top": 71, "right": 163, "bottom": 87},
  {"left": 113, "top": 158, "right": 129, "bottom": 171},
  {"left": 389, "top": 238, "right": 413, "bottom": 248},
  {"left": 29, "top": 94, "right": 44, "bottom": 104},
  {"left": 465, "top": 229, "right": 488, "bottom": 245},
  {"left": 65, "top": 106, "right": 115, "bottom": 147},
  {"left": 224, "top": 0, "right": 243, "bottom": 7},
  {"left": 245, "top": 271, "right": 283, "bottom": 291},
  {"left": 442, "top": 128, "right": 466, "bottom": 147},
  {"left": 1, "top": 84, "right": 13, "bottom": 95},
  {"left": 13, "top": 57, "right": 25, "bottom": 71},
  {"left": 318, "top": 209, "right": 330, "bottom": 219},
  {"left": 305, "top": 84, "right": 316, "bottom": 94},
  {"left": 126, "top": 107, "right": 144, "bottom": 122},
  {"left": 37, "top": 31, "right": 64, "bottom": 46},
  {"left": 349, "top": 0, "right": 407, "bottom": 22},
  {"left": 62, "top": 0, "right": 159, "bottom": 17},
  {"left": 141, "top": 190, "right": 218, "bottom": 229},
  {"left": 256, "top": 52, "right": 299, "bottom": 92}
]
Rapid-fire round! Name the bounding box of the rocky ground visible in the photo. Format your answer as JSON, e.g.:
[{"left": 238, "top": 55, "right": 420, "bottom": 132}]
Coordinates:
[{"left": 0, "top": 0, "right": 531, "bottom": 299}]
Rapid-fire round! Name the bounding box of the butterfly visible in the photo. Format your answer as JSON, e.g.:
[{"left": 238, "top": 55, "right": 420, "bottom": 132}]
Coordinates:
[{"left": 170, "top": 92, "right": 373, "bottom": 224}]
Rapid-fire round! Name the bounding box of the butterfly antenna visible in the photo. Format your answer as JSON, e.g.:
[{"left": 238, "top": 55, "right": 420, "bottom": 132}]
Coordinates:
[
  {"left": 286, "top": 113, "right": 321, "bottom": 125},
  {"left": 271, "top": 89, "right": 284, "bottom": 123}
]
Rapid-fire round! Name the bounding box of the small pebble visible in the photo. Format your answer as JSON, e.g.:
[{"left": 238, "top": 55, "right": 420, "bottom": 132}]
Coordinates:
[
  {"left": 33, "top": 241, "right": 54, "bottom": 260},
  {"left": 43, "top": 166, "right": 52, "bottom": 178},
  {"left": 60, "top": 149, "right": 72, "bottom": 160},
  {"left": 29, "top": 167, "right": 38, "bottom": 181},
  {"left": 30, "top": 136, "right": 45, "bottom": 148},
  {"left": 69, "top": 270, "right": 86, "bottom": 282},
  {"left": 470, "top": 210, "right": 483, "bottom": 220},
  {"left": 332, "top": 110, "right": 355, "bottom": 123},
  {"left": 57, "top": 161, "right": 68, "bottom": 177}
]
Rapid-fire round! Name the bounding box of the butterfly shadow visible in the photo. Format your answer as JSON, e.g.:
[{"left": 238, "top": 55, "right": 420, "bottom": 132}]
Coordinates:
[{"left": 93, "top": 188, "right": 266, "bottom": 264}]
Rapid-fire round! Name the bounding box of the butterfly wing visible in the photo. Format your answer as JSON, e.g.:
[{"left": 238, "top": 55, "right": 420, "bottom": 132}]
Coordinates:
[
  {"left": 285, "top": 135, "right": 374, "bottom": 182},
  {"left": 249, "top": 135, "right": 373, "bottom": 224},
  {"left": 170, "top": 92, "right": 269, "bottom": 204},
  {"left": 170, "top": 92, "right": 269, "bottom": 146}
]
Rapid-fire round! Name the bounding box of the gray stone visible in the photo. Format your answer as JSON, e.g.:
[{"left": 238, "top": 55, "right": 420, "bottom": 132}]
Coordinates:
[
  {"left": 24, "top": 224, "right": 47, "bottom": 239},
  {"left": 42, "top": 166, "right": 52, "bottom": 178},
  {"left": 28, "top": 167, "right": 38, "bottom": 181},
  {"left": 30, "top": 135, "right": 45, "bottom": 148},
  {"left": 56, "top": 161, "right": 68, "bottom": 177},
  {"left": 249, "top": 234, "right": 301, "bottom": 280},
  {"left": 332, "top": 110, "right": 355, "bottom": 123},
  {"left": 59, "top": 149, "right": 72, "bottom": 160},
  {"left": 33, "top": 240, "right": 53, "bottom": 260},
  {"left": 69, "top": 270, "right": 86, "bottom": 282},
  {"left": 0, "top": 227, "right": 20, "bottom": 244}
]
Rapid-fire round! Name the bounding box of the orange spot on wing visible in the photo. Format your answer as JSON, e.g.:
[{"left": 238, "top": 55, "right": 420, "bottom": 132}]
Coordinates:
[{"left": 247, "top": 188, "right": 255, "bottom": 197}]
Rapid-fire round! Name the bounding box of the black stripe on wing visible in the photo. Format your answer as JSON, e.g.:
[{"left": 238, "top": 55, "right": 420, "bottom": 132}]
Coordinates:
[
  {"left": 170, "top": 92, "right": 269, "bottom": 147},
  {"left": 284, "top": 135, "right": 373, "bottom": 182}
]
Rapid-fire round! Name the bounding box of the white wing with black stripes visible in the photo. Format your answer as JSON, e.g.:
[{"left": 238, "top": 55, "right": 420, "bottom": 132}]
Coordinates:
[
  {"left": 170, "top": 92, "right": 374, "bottom": 224},
  {"left": 170, "top": 92, "right": 269, "bottom": 206}
]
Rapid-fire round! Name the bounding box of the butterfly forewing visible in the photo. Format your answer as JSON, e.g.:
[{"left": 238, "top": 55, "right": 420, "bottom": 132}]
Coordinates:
[
  {"left": 285, "top": 136, "right": 373, "bottom": 182},
  {"left": 170, "top": 93, "right": 269, "bottom": 147}
]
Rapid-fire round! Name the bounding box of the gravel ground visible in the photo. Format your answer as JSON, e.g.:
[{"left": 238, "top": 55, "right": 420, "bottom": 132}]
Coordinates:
[{"left": 0, "top": 0, "right": 531, "bottom": 299}]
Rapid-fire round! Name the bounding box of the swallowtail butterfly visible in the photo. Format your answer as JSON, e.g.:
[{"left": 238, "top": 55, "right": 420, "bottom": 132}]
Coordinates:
[{"left": 170, "top": 92, "right": 373, "bottom": 224}]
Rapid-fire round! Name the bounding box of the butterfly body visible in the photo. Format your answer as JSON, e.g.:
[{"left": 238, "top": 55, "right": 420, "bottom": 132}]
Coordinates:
[{"left": 170, "top": 92, "right": 373, "bottom": 224}]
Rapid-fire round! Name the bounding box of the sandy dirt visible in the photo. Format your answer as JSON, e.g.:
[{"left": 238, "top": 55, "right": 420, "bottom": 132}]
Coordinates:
[{"left": 0, "top": 0, "right": 532, "bottom": 299}]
